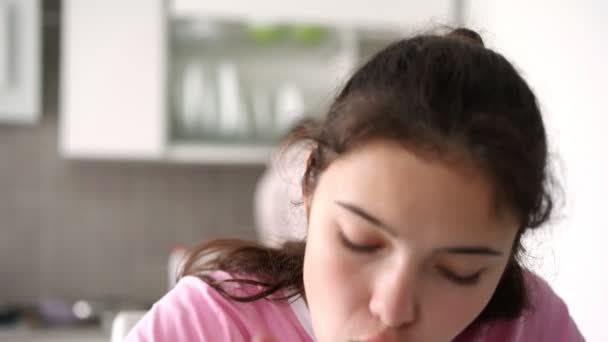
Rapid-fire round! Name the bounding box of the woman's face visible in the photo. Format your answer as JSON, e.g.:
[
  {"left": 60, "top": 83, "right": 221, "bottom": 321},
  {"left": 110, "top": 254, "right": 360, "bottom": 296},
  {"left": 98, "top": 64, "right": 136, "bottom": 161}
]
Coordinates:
[{"left": 303, "top": 140, "right": 519, "bottom": 342}]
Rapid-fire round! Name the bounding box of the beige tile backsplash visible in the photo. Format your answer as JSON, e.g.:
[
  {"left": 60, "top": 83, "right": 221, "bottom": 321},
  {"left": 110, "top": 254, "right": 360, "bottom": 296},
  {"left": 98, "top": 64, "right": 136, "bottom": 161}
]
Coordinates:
[{"left": 0, "top": 4, "right": 263, "bottom": 306}]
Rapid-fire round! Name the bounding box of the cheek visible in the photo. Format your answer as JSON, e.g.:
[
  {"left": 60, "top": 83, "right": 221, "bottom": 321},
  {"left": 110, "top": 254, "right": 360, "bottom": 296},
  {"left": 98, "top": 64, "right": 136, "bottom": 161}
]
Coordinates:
[
  {"left": 305, "top": 209, "right": 365, "bottom": 295},
  {"left": 304, "top": 224, "right": 370, "bottom": 338},
  {"left": 305, "top": 225, "right": 368, "bottom": 301},
  {"left": 425, "top": 269, "right": 506, "bottom": 338}
]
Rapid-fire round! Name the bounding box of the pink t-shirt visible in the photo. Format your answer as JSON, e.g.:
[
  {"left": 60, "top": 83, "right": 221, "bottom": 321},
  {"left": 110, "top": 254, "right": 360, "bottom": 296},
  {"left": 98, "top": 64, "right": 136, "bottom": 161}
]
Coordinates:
[{"left": 125, "top": 272, "right": 584, "bottom": 341}]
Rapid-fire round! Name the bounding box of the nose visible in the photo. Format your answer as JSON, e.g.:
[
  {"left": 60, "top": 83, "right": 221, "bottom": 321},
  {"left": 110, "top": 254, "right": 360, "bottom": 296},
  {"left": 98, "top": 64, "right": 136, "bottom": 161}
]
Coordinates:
[{"left": 368, "top": 261, "right": 418, "bottom": 328}]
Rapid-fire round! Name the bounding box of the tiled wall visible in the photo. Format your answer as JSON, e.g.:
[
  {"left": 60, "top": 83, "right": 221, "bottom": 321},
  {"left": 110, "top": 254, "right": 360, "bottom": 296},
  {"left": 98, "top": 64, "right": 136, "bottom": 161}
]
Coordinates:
[{"left": 0, "top": 1, "right": 264, "bottom": 306}]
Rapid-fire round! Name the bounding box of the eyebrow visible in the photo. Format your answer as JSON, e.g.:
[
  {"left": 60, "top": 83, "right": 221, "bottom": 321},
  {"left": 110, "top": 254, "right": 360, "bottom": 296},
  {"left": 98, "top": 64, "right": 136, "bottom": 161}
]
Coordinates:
[
  {"left": 335, "top": 201, "right": 398, "bottom": 237},
  {"left": 334, "top": 200, "right": 505, "bottom": 257}
]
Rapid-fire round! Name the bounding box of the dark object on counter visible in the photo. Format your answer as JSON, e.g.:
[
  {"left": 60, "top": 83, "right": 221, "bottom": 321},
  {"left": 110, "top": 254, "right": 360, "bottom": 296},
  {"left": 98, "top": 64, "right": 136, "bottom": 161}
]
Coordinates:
[
  {"left": 38, "top": 298, "right": 100, "bottom": 326},
  {"left": 0, "top": 304, "right": 21, "bottom": 325}
]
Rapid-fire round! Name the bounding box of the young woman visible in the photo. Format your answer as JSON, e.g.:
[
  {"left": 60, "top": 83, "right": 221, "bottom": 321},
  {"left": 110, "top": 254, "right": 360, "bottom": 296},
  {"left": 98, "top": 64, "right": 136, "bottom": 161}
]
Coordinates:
[{"left": 125, "top": 28, "right": 584, "bottom": 341}]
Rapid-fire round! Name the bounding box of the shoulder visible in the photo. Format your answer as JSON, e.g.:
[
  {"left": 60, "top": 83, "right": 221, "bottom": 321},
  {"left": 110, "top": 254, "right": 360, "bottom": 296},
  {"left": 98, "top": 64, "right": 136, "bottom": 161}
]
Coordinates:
[
  {"left": 464, "top": 271, "right": 585, "bottom": 342},
  {"left": 522, "top": 271, "right": 582, "bottom": 337},
  {"left": 125, "top": 274, "right": 311, "bottom": 342},
  {"left": 124, "top": 275, "right": 247, "bottom": 341}
]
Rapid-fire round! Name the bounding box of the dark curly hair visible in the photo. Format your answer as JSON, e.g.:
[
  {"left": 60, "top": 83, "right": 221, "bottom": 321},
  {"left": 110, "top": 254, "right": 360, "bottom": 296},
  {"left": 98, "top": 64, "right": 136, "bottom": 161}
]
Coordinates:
[{"left": 182, "top": 27, "right": 555, "bottom": 326}]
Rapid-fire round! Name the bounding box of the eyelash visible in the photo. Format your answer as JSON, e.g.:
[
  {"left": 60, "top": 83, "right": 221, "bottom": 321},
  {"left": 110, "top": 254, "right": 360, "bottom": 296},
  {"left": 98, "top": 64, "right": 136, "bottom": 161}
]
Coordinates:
[
  {"left": 338, "top": 231, "right": 381, "bottom": 253},
  {"left": 339, "top": 231, "right": 482, "bottom": 286},
  {"left": 437, "top": 266, "right": 482, "bottom": 286}
]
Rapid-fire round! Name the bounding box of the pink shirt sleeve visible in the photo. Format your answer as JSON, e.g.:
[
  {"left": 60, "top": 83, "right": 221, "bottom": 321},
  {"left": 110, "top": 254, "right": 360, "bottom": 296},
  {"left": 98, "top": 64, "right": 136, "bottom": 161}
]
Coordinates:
[
  {"left": 124, "top": 276, "right": 248, "bottom": 341},
  {"left": 124, "top": 275, "right": 311, "bottom": 342}
]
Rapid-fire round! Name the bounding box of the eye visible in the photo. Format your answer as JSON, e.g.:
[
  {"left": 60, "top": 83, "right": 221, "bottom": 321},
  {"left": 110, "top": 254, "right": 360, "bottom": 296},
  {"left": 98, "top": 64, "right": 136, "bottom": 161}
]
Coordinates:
[
  {"left": 338, "top": 231, "right": 381, "bottom": 253},
  {"left": 437, "top": 266, "right": 482, "bottom": 286}
]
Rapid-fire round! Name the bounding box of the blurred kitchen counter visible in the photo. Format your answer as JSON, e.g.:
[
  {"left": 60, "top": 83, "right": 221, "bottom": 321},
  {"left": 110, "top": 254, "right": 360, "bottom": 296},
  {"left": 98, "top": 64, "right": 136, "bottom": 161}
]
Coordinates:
[{"left": 0, "top": 325, "right": 107, "bottom": 342}]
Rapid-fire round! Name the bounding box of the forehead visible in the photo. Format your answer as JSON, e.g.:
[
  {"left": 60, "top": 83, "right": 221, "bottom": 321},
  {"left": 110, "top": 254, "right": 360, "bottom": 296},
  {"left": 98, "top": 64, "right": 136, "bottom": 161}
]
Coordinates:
[{"left": 315, "top": 140, "right": 517, "bottom": 246}]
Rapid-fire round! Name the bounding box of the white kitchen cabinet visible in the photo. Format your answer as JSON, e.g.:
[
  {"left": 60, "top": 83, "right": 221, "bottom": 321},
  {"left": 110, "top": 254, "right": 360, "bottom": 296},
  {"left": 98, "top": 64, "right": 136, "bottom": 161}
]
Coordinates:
[
  {"left": 172, "top": 0, "right": 454, "bottom": 29},
  {"left": 0, "top": 0, "right": 41, "bottom": 124},
  {"left": 61, "top": 0, "right": 456, "bottom": 163},
  {"left": 60, "top": 0, "right": 167, "bottom": 159}
]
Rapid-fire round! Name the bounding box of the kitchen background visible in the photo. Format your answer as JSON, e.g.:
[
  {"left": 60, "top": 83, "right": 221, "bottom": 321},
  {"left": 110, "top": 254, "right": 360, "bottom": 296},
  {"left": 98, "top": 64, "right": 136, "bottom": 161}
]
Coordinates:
[
  {"left": 1, "top": 0, "right": 265, "bottom": 340},
  {"left": 1, "top": 0, "right": 607, "bottom": 341}
]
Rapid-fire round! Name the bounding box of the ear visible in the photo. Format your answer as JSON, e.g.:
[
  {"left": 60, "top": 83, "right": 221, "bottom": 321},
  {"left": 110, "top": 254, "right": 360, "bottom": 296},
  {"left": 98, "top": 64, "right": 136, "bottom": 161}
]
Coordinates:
[
  {"left": 302, "top": 150, "right": 315, "bottom": 218},
  {"left": 303, "top": 192, "right": 312, "bottom": 218}
]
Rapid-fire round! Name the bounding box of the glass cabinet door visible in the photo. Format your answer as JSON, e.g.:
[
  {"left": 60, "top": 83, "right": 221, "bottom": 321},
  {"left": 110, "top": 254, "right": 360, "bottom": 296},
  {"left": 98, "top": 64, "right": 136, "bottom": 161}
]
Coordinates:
[{"left": 168, "top": 15, "right": 402, "bottom": 158}]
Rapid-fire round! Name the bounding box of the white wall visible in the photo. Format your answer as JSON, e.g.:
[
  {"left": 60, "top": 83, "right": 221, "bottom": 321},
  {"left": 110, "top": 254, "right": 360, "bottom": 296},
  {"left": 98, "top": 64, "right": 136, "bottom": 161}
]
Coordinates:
[{"left": 466, "top": 1, "right": 608, "bottom": 340}]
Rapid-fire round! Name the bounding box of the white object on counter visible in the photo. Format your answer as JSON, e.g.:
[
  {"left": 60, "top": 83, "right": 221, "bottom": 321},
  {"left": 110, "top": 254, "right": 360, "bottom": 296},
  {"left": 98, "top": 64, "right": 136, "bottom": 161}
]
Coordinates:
[
  {"left": 274, "top": 82, "right": 305, "bottom": 134},
  {"left": 168, "top": 245, "right": 188, "bottom": 290},
  {"left": 251, "top": 87, "right": 274, "bottom": 139},
  {"left": 179, "top": 61, "right": 219, "bottom": 137},
  {"left": 254, "top": 143, "right": 308, "bottom": 246},
  {"left": 110, "top": 311, "right": 147, "bottom": 342},
  {"left": 179, "top": 61, "right": 203, "bottom": 135},
  {"left": 217, "top": 61, "right": 249, "bottom": 138}
]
